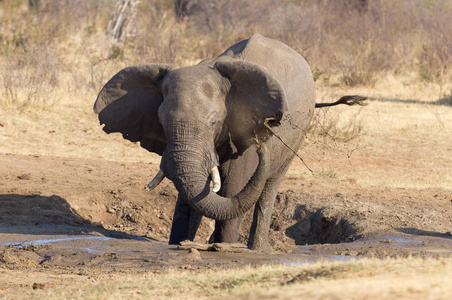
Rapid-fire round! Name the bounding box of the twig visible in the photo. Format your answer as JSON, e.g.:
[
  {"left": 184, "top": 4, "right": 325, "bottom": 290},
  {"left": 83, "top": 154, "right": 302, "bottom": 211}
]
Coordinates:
[{"left": 264, "top": 121, "right": 313, "bottom": 173}]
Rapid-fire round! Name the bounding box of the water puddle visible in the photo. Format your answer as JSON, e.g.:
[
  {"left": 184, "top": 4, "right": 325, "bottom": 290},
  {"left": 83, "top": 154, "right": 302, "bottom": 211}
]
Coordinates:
[
  {"left": 384, "top": 236, "right": 416, "bottom": 243},
  {"left": 3, "top": 234, "right": 169, "bottom": 256},
  {"left": 368, "top": 235, "right": 423, "bottom": 245},
  {"left": 3, "top": 231, "right": 450, "bottom": 269},
  {"left": 285, "top": 234, "right": 452, "bottom": 266},
  {"left": 80, "top": 247, "right": 107, "bottom": 254},
  {"left": 4, "top": 236, "right": 115, "bottom": 254},
  {"left": 4, "top": 236, "right": 112, "bottom": 247}
]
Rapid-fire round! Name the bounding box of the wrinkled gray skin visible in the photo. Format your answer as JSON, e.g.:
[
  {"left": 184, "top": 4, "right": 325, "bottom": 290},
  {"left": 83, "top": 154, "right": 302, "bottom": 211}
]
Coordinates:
[{"left": 95, "top": 34, "right": 315, "bottom": 252}]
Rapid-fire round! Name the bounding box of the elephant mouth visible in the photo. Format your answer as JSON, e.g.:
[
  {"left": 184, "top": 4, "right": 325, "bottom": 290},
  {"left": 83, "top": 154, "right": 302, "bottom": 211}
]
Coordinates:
[{"left": 146, "top": 166, "right": 221, "bottom": 193}]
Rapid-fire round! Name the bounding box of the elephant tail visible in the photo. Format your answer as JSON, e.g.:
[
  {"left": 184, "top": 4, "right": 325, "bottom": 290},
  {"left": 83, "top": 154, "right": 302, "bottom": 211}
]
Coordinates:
[{"left": 315, "top": 95, "right": 367, "bottom": 108}]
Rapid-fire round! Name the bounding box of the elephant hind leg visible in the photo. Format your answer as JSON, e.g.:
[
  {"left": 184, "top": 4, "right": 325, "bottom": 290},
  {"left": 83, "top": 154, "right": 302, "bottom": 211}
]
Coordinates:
[
  {"left": 209, "top": 216, "right": 244, "bottom": 243},
  {"left": 248, "top": 176, "right": 284, "bottom": 253}
]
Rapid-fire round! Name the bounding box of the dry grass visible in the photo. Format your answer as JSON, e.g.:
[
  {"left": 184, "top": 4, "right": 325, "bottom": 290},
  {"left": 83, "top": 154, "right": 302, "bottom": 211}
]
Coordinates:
[
  {"left": 1, "top": 86, "right": 450, "bottom": 189},
  {"left": 2, "top": 0, "right": 452, "bottom": 107},
  {"left": 288, "top": 93, "right": 452, "bottom": 189},
  {"left": 15, "top": 257, "right": 452, "bottom": 299},
  {"left": 0, "top": 105, "right": 161, "bottom": 164},
  {"left": 1, "top": 1, "right": 451, "bottom": 189}
]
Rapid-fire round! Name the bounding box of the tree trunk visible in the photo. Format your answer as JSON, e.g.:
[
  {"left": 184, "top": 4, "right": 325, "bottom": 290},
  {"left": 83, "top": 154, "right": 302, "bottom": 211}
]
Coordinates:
[{"left": 106, "top": 0, "right": 139, "bottom": 45}]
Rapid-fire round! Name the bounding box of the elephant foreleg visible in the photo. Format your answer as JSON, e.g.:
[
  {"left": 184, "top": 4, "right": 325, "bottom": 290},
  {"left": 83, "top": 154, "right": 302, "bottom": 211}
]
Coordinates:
[
  {"left": 247, "top": 177, "right": 283, "bottom": 253},
  {"left": 169, "top": 195, "right": 203, "bottom": 244}
]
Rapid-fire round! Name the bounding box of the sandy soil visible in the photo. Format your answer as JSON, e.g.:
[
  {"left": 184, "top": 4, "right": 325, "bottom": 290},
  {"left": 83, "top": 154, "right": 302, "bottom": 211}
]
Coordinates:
[{"left": 1, "top": 136, "right": 451, "bottom": 292}]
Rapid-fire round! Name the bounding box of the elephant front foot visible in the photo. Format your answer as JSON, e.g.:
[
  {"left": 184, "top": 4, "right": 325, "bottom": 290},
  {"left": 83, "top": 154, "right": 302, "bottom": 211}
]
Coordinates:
[{"left": 249, "top": 239, "right": 273, "bottom": 253}]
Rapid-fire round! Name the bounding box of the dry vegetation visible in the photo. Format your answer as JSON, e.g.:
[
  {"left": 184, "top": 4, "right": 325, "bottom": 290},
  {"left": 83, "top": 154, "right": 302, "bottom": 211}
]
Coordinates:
[
  {"left": 1, "top": 0, "right": 452, "bottom": 298},
  {"left": 1, "top": 0, "right": 452, "bottom": 108},
  {"left": 5, "top": 257, "right": 452, "bottom": 299},
  {"left": 0, "top": 0, "right": 451, "bottom": 162}
]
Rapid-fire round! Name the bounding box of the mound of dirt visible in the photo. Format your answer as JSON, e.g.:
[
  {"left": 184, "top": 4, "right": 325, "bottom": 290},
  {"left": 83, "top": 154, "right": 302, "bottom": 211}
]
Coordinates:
[
  {"left": 1, "top": 153, "right": 451, "bottom": 252},
  {"left": 0, "top": 247, "right": 42, "bottom": 268}
]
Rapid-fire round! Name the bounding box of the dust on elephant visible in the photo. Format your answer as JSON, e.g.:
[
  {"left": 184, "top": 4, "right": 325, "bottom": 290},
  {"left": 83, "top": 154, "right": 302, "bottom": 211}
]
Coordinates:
[{"left": 94, "top": 34, "right": 365, "bottom": 252}]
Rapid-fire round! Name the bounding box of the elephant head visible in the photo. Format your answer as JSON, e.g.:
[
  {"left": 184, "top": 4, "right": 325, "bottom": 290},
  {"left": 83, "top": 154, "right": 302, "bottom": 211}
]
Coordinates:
[{"left": 94, "top": 56, "right": 287, "bottom": 221}]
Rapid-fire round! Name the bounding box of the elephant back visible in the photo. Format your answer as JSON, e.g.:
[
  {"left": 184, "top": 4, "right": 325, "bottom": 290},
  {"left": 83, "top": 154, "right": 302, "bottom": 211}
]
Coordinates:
[{"left": 220, "top": 33, "right": 315, "bottom": 116}]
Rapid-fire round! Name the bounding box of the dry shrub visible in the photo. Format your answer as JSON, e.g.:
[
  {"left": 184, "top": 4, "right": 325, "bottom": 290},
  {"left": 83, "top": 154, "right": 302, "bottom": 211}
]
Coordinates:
[
  {"left": 129, "top": 11, "right": 190, "bottom": 65},
  {"left": 170, "top": 0, "right": 452, "bottom": 88},
  {"left": 307, "top": 106, "right": 364, "bottom": 143},
  {"left": 326, "top": 1, "right": 398, "bottom": 86},
  {"left": 438, "top": 91, "right": 452, "bottom": 106},
  {"left": 0, "top": 0, "right": 114, "bottom": 106},
  {"left": 1, "top": 0, "right": 452, "bottom": 110},
  {"left": 304, "top": 105, "right": 364, "bottom": 164},
  {"left": 418, "top": 2, "right": 452, "bottom": 82},
  {"left": 130, "top": 0, "right": 278, "bottom": 63},
  {"left": 1, "top": 45, "right": 60, "bottom": 106}
]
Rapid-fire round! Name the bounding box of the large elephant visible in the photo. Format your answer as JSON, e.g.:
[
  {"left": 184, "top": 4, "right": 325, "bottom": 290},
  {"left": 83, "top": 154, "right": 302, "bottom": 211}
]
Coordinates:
[{"left": 94, "top": 34, "right": 365, "bottom": 252}]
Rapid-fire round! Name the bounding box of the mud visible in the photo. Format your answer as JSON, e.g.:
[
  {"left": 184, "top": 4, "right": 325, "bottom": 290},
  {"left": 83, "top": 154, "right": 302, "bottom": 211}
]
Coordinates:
[{"left": 0, "top": 152, "right": 451, "bottom": 291}]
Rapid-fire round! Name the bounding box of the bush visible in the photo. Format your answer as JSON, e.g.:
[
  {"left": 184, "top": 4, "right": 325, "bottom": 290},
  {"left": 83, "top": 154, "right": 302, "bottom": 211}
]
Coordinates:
[
  {"left": 1, "top": 0, "right": 452, "bottom": 108},
  {"left": 307, "top": 106, "right": 364, "bottom": 143}
]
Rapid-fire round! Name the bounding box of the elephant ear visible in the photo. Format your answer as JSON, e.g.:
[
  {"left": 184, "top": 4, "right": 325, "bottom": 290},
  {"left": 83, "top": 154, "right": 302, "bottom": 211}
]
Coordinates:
[
  {"left": 214, "top": 57, "right": 287, "bottom": 154},
  {"left": 94, "top": 64, "right": 172, "bottom": 155}
]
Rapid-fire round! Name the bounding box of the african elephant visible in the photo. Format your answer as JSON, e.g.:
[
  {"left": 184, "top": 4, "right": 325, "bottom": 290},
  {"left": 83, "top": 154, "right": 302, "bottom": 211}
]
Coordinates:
[{"left": 94, "top": 34, "right": 365, "bottom": 252}]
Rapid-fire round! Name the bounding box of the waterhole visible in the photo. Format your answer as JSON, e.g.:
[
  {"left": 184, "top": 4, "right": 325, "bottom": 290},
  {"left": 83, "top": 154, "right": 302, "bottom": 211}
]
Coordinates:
[{"left": 284, "top": 205, "right": 361, "bottom": 245}]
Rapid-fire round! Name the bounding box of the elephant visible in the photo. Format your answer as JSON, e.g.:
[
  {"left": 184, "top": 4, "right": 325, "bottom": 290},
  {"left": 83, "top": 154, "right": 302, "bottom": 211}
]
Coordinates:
[{"left": 94, "top": 34, "right": 365, "bottom": 252}]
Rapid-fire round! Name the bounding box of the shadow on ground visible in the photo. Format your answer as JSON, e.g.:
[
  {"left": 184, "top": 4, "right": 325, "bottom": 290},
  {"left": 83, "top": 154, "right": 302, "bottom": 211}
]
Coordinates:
[
  {"left": 369, "top": 96, "right": 452, "bottom": 106},
  {"left": 396, "top": 228, "right": 452, "bottom": 240},
  {"left": 0, "top": 194, "right": 148, "bottom": 241},
  {"left": 284, "top": 204, "right": 360, "bottom": 245}
]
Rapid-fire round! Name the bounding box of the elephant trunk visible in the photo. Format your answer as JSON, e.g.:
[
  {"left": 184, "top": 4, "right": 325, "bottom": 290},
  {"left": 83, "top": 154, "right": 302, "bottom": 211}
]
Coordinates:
[{"left": 162, "top": 123, "right": 269, "bottom": 221}]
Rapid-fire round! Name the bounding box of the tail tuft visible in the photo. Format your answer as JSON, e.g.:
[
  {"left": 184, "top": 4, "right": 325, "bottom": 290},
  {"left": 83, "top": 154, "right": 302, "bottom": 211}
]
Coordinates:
[{"left": 315, "top": 95, "right": 367, "bottom": 108}]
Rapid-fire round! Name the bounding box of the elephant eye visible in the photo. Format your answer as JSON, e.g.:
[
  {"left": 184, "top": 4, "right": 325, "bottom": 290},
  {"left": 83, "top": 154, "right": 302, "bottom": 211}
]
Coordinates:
[{"left": 209, "top": 119, "right": 218, "bottom": 126}]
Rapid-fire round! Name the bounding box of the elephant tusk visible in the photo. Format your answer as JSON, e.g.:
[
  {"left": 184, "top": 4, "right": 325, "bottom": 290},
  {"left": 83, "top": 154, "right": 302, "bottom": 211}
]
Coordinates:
[
  {"left": 211, "top": 166, "right": 221, "bottom": 193},
  {"left": 146, "top": 170, "right": 165, "bottom": 191}
]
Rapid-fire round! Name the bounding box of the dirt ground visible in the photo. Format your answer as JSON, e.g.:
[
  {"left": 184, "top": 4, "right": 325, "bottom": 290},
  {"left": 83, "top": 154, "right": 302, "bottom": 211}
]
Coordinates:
[{"left": 1, "top": 127, "right": 451, "bottom": 293}]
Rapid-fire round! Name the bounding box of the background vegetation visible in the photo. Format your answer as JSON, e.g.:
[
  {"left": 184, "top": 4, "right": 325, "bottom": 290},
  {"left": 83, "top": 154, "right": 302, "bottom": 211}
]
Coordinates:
[{"left": 1, "top": 0, "right": 452, "bottom": 108}]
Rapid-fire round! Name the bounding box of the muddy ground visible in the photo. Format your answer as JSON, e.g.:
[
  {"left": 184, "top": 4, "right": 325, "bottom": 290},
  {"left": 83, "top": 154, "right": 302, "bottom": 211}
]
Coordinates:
[{"left": 1, "top": 138, "right": 451, "bottom": 291}]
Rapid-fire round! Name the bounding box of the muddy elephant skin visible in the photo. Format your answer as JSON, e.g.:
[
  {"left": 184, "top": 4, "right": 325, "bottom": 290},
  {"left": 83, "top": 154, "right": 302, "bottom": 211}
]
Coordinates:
[{"left": 94, "top": 34, "right": 317, "bottom": 252}]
